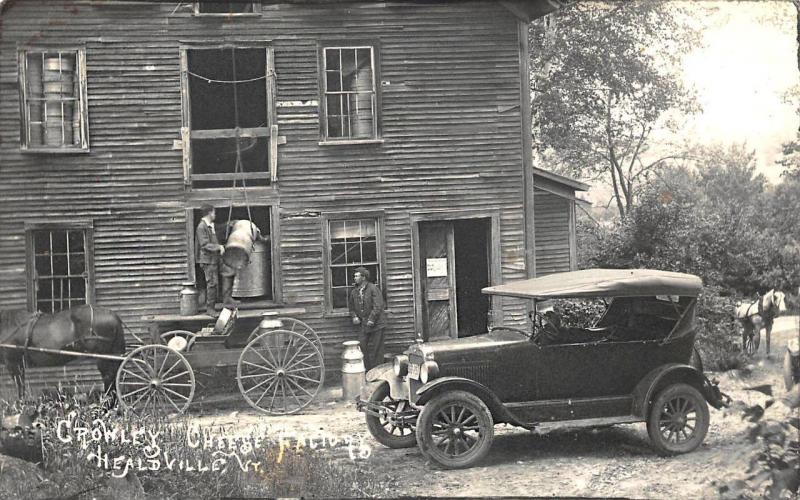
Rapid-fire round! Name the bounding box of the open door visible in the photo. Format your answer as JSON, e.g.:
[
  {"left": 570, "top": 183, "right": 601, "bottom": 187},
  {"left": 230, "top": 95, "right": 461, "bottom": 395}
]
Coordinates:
[{"left": 417, "top": 218, "right": 491, "bottom": 340}]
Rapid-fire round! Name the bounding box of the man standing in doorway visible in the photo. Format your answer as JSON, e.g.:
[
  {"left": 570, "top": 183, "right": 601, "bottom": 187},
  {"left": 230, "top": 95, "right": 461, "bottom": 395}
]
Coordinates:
[
  {"left": 196, "top": 204, "right": 225, "bottom": 316},
  {"left": 349, "top": 267, "right": 386, "bottom": 370}
]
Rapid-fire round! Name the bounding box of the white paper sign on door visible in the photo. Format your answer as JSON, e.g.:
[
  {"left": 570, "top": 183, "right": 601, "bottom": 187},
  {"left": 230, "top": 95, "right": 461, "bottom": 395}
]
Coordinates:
[{"left": 426, "top": 258, "right": 448, "bottom": 277}]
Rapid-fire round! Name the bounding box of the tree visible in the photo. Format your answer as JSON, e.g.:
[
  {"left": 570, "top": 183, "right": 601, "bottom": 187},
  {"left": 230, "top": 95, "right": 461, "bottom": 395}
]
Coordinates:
[{"left": 529, "top": 0, "right": 700, "bottom": 218}]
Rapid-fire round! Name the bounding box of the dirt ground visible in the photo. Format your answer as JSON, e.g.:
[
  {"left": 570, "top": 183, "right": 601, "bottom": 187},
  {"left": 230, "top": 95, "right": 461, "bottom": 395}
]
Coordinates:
[{"left": 186, "top": 316, "right": 800, "bottom": 498}]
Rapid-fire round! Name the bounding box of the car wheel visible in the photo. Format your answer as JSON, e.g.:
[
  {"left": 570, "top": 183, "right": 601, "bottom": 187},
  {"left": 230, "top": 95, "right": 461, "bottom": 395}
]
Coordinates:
[
  {"left": 415, "top": 390, "right": 494, "bottom": 469},
  {"left": 365, "top": 383, "right": 417, "bottom": 449},
  {"left": 647, "top": 383, "right": 709, "bottom": 456}
]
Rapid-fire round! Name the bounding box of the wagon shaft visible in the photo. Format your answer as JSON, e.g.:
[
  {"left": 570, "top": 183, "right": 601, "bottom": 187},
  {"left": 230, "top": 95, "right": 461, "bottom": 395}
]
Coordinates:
[{"left": 0, "top": 342, "right": 127, "bottom": 362}]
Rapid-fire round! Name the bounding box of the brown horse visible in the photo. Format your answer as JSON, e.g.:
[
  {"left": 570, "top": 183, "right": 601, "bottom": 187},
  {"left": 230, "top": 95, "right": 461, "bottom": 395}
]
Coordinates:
[{"left": 0, "top": 305, "right": 126, "bottom": 402}]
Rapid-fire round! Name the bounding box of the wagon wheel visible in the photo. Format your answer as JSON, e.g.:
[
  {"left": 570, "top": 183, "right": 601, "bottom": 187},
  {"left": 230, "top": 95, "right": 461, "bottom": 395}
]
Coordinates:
[
  {"left": 159, "top": 330, "right": 198, "bottom": 352},
  {"left": 246, "top": 317, "right": 322, "bottom": 351},
  {"left": 116, "top": 344, "right": 195, "bottom": 415},
  {"left": 743, "top": 330, "right": 760, "bottom": 356},
  {"left": 237, "top": 329, "right": 325, "bottom": 415}
]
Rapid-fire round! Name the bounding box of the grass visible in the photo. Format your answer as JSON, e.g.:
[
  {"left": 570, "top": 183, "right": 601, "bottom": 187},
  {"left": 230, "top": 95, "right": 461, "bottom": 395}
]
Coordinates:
[{"left": 0, "top": 391, "right": 389, "bottom": 499}]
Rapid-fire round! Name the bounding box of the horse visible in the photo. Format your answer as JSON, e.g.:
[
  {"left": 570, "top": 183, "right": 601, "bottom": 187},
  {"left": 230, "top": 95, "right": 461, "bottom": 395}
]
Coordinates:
[
  {"left": 734, "top": 289, "right": 787, "bottom": 356},
  {"left": 0, "top": 305, "right": 126, "bottom": 404}
]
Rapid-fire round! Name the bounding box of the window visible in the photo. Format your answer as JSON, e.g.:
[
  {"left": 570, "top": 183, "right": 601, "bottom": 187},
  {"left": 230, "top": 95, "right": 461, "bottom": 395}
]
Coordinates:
[
  {"left": 320, "top": 46, "right": 379, "bottom": 142},
  {"left": 26, "top": 225, "right": 93, "bottom": 313},
  {"left": 18, "top": 49, "right": 89, "bottom": 151},
  {"left": 326, "top": 217, "right": 382, "bottom": 310},
  {"left": 182, "top": 45, "right": 276, "bottom": 189},
  {"left": 195, "top": 1, "right": 260, "bottom": 15}
]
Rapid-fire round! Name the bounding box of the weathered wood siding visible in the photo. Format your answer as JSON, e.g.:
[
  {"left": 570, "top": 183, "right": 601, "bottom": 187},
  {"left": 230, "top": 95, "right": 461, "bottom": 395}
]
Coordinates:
[
  {"left": 534, "top": 189, "right": 574, "bottom": 276},
  {"left": 0, "top": 0, "right": 530, "bottom": 388}
]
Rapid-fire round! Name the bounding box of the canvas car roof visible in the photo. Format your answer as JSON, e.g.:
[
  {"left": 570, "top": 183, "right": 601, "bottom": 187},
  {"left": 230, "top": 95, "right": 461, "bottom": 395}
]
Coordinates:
[{"left": 482, "top": 269, "right": 703, "bottom": 299}]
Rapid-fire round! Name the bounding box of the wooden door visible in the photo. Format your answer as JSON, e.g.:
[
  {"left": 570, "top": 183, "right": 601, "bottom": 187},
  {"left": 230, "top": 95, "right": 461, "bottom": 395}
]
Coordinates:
[{"left": 419, "top": 222, "right": 457, "bottom": 340}]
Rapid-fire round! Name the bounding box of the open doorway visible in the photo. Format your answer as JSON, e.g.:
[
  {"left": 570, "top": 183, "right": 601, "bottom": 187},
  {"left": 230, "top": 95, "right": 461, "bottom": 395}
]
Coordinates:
[
  {"left": 417, "top": 216, "right": 492, "bottom": 340},
  {"left": 453, "top": 219, "right": 490, "bottom": 337}
]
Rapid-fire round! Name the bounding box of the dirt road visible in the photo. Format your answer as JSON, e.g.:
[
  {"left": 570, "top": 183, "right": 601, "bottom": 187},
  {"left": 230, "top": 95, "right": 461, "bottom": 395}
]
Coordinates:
[{"left": 195, "top": 316, "right": 800, "bottom": 498}]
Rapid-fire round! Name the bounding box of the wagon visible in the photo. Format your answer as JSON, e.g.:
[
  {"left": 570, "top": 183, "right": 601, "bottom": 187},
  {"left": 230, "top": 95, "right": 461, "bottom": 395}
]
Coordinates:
[
  {"left": 1, "top": 311, "right": 326, "bottom": 416},
  {"left": 116, "top": 311, "right": 326, "bottom": 415}
]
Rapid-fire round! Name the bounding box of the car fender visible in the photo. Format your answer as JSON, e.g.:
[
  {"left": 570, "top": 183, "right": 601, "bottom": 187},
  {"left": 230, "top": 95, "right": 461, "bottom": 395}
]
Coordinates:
[
  {"left": 632, "top": 363, "right": 727, "bottom": 417},
  {"left": 363, "top": 362, "right": 405, "bottom": 400},
  {"left": 414, "top": 376, "right": 529, "bottom": 427}
]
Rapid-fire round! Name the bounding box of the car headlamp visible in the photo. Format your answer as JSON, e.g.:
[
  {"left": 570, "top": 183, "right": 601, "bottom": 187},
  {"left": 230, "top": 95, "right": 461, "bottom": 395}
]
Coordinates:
[
  {"left": 420, "top": 360, "right": 439, "bottom": 383},
  {"left": 393, "top": 354, "right": 409, "bottom": 377}
]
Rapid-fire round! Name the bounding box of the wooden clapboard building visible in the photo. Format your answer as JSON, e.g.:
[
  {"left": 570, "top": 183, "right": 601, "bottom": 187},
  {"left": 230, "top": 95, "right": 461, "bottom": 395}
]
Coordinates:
[{"left": 0, "top": 0, "right": 576, "bottom": 390}]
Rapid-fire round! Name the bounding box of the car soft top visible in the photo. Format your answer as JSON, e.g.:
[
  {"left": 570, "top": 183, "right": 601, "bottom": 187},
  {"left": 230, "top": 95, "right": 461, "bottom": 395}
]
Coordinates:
[{"left": 482, "top": 269, "right": 703, "bottom": 299}]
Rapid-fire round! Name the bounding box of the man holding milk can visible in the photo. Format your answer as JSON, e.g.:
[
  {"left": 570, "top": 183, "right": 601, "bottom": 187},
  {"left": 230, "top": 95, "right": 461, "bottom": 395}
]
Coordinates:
[{"left": 348, "top": 267, "right": 387, "bottom": 370}]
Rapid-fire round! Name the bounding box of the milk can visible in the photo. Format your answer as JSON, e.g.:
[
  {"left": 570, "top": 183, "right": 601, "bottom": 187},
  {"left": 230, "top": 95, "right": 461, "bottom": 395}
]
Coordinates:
[
  {"left": 341, "top": 341, "right": 366, "bottom": 402},
  {"left": 179, "top": 282, "right": 198, "bottom": 316}
]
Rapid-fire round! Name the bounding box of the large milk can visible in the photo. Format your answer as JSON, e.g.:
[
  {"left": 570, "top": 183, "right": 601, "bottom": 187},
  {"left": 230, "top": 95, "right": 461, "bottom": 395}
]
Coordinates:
[
  {"left": 232, "top": 239, "right": 270, "bottom": 297},
  {"left": 223, "top": 220, "right": 261, "bottom": 271},
  {"left": 179, "top": 282, "right": 198, "bottom": 316},
  {"left": 341, "top": 341, "right": 366, "bottom": 402}
]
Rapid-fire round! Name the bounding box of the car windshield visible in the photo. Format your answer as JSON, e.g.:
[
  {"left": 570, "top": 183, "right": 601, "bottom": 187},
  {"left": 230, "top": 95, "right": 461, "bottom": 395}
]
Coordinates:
[{"left": 531, "top": 295, "right": 695, "bottom": 346}]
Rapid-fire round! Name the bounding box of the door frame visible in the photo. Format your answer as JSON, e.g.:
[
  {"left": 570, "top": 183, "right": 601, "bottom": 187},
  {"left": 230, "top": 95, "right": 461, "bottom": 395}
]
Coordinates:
[{"left": 410, "top": 209, "right": 503, "bottom": 340}]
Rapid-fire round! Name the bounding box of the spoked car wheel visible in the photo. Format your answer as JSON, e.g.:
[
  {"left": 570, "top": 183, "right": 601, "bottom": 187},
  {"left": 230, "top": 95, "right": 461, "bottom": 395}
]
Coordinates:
[
  {"left": 365, "top": 383, "right": 417, "bottom": 449},
  {"left": 416, "top": 391, "right": 494, "bottom": 469},
  {"left": 647, "top": 383, "right": 709, "bottom": 455}
]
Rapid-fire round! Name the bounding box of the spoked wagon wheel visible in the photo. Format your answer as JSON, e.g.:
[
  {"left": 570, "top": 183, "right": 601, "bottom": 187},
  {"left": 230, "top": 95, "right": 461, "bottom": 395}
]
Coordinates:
[
  {"left": 237, "top": 329, "right": 324, "bottom": 415},
  {"left": 743, "top": 330, "right": 760, "bottom": 356},
  {"left": 246, "top": 317, "right": 322, "bottom": 352},
  {"left": 116, "top": 344, "right": 195, "bottom": 416}
]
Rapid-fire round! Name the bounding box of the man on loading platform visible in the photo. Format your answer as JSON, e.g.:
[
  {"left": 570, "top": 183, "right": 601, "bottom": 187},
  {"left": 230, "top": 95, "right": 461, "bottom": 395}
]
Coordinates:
[{"left": 195, "top": 204, "right": 225, "bottom": 316}]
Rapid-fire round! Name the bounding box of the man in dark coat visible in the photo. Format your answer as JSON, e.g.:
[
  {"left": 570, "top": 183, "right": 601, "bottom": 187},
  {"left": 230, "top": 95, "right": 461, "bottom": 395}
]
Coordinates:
[
  {"left": 195, "top": 204, "right": 225, "bottom": 316},
  {"left": 348, "top": 267, "right": 387, "bottom": 370}
]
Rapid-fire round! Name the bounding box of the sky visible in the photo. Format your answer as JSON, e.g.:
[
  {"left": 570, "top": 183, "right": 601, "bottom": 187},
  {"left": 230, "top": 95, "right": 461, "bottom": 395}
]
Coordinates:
[{"left": 680, "top": 0, "right": 799, "bottom": 183}]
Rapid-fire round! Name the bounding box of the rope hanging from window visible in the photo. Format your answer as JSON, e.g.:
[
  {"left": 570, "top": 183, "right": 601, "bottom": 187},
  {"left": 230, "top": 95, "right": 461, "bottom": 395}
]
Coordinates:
[
  {"left": 225, "top": 47, "right": 255, "bottom": 242},
  {"left": 187, "top": 71, "right": 266, "bottom": 85}
]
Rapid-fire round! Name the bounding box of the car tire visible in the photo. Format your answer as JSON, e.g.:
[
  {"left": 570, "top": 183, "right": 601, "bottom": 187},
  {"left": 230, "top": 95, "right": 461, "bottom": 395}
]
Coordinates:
[
  {"left": 365, "top": 383, "right": 417, "bottom": 449},
  {"left": 647, "top": 383, "right": 709, "bottom": 456},
  {"left": 415, "top": 390, "right": 494, "bottom": 469}
]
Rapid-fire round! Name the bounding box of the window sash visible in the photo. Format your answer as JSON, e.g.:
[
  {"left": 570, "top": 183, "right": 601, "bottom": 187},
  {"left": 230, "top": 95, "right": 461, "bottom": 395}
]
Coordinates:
[
  {"left": 194, "top": 1, "right": 260, "bottom": 15},
  {"left": 28, "top": 227, "right": 91, "bottom": 313},
  {"left": 321, "top": 46, "right": 378, "bottom": 141},
  {"left": 325, "top": 217, "right": 383, "bottom": 311},
  {"left": 19, "top": 48, "right": 89, "bottom": 151}
]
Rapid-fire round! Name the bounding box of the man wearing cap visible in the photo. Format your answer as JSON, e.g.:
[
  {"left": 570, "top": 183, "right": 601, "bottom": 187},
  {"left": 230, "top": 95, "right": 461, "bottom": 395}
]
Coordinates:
[
  {"left": 348, "top": 267, "right": 387, "bottom": 370},
  {"left": 535, "top": 300, "right": 563, "bottom": 345},
  {"left": 195, "top": 204, "right": 225, "bottom": 316}
]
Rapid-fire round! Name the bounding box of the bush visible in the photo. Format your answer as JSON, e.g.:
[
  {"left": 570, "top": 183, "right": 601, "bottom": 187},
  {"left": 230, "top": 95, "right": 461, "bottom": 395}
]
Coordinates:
[{"left": 695, "top": 286, "right": 747, "bottom": 372}]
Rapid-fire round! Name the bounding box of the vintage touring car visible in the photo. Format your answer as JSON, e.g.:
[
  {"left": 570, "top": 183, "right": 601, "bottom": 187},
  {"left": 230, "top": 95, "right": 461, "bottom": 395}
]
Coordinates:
[{"left": 357, "top": 269, "right": 729, "bottom": 469}]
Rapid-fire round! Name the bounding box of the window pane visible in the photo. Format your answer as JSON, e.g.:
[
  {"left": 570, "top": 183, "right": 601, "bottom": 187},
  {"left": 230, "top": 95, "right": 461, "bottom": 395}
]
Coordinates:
[
  {"left": 34, "top": 231, "right": 50, "bottom": 254},
  {"left": 345, "top": 241, "right": 361, "bottom": 264},
  {"left": 198, "top": 1, "right": 255, "bottom": 14},
  {"left": 332, "top": 288, "right": 349, "bottom": 309},
  {"left": 70, "top": 277, "right": 86, "bottom": 301},
  {"left": 37, "top": 279, "right": 53, "bottom": 300},
  {"left": 359, "top": 219, "right": 376, "bottom": 238},
  {"left": 329, "top": 220, "right": 347, "bottom": 240},
  {"left": 340, "top": 49, "right": 357, "bottom": 91},
  {"left": 330, "top": 243, "right": 346, "bottom": 265},
  {"left": 52, "top": 254, "right": 68, "bottom": 276},
  {"left": 349, "top": 93, "right": 374, "bottom": 139},
  {"left": 325, "top": 49, "right": 340, "bottom": 71},
  {"left": 362, "top": 241, "right": 377, "bottom": 263},
  {"left": 68, "top": 230, "right": 84, "bottom": 253},
  {"left": 70, "top": 253, "right": 85, "bottom": 276},
  {"left": 35, "top": 255, "right": 52, "bottom": 277},
  {"left": 332, "top": 266, "right": 347, "bottom": 287},
  {"left": 52, "top": 230, "right": 67, "bottom": 253},
  {"left": 325, "top": 71, "right": 341, "bottom": 92}
]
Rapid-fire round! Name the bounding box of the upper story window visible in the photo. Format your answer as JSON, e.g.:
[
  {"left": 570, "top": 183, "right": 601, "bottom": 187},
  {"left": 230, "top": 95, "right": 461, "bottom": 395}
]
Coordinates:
[
  {"left": 26, "top": 223, "right": 94, "bottom": 313},
  {"left": 320, "top": 46, "right": 379, "bottom": 143},
  {"left": 18, "top": 49, "right": 89, "bottom": 152},
  {"left": 181, "top": 45, "right": 276, "bottom": 189},
  {"left": 195, "top": 1, "right": 260, "bottom": 16}
]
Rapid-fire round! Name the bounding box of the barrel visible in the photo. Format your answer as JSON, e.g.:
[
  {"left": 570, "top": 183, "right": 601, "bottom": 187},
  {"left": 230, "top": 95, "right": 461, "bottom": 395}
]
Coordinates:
[
  {"left": 223, "top": 220, "right": 260, "bottom": 271},
  {"left": 341, "top": 341, "right": 366, "bottom": 402},
  {"left": 179, "top": 282, "right": 198, "bottom": 316},
  {"left": 232, "top": 239, "right": 269, "bottom": 297}
]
